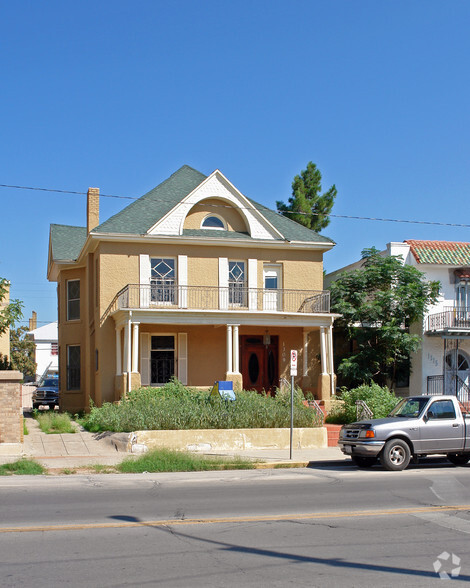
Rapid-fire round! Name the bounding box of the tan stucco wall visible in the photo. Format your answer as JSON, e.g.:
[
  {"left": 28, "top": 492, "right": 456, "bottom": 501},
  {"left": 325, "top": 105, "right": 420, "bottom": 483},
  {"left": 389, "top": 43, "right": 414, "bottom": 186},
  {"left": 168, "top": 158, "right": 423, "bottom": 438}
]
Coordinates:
[
  {"left": 183, "top": 199, "right": 248, "bottom": 233},
  {"left": 57, "top": 267, "right": 88, "bottom": 413}
]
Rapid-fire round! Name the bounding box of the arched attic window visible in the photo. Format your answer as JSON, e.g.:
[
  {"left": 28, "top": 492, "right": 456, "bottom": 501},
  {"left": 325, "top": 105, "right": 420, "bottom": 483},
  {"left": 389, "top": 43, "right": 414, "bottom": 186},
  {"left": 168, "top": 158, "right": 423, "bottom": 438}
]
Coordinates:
[{"left": 201, "top": 214, "right": 227, "bottom": 231}]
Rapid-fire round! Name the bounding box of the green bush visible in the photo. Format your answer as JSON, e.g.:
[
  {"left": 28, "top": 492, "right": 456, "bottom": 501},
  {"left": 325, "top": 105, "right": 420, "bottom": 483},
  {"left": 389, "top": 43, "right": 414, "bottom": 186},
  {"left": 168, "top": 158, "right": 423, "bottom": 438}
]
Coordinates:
[
  {"left": 82, "top": 379, "right": 321, "bottom": 433},
  {"left": 35, "top": 411, "right": 76, "bottom": 434},
  {"left": 326, "top": 383, "right": 398, "bottom": 424}
]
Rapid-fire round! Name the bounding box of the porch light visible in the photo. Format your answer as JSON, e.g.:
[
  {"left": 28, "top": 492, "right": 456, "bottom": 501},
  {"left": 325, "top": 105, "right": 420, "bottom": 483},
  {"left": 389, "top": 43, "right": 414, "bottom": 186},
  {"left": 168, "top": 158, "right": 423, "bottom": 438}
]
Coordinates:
[{"left": 263, "top": 331, "right": 271, "bottom": 346}]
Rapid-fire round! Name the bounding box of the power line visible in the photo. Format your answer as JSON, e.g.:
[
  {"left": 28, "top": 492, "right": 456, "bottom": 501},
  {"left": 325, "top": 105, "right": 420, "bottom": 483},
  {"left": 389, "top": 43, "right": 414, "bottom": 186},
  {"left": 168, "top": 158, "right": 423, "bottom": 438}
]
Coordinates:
[{"left": 1, "top": 182, "right": 470, "bottom": 228}]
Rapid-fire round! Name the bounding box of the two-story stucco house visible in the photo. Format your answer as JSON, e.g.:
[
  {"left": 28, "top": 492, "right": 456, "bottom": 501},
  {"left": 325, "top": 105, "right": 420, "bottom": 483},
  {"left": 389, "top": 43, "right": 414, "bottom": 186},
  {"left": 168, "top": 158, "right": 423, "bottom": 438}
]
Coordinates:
[
  {"left": 326, "top": 240, "right": 470, "bottom": 401},
  {"left": 47, "top": 166, "right": 338, "bottom": 413}
]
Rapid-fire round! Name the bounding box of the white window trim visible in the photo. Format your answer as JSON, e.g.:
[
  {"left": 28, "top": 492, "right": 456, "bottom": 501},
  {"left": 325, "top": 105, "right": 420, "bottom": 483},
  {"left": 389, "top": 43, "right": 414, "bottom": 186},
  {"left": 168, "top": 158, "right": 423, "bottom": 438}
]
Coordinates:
[{"left": 201, "top": 213, "right": 227, "bottom": 231}]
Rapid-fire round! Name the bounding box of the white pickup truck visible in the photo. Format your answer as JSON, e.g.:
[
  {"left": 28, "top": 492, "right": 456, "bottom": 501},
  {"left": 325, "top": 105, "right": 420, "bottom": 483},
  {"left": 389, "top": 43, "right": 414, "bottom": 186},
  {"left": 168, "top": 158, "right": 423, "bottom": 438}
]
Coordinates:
[{"left": 338, "top": 395, "right": 470, "bottom": 471}]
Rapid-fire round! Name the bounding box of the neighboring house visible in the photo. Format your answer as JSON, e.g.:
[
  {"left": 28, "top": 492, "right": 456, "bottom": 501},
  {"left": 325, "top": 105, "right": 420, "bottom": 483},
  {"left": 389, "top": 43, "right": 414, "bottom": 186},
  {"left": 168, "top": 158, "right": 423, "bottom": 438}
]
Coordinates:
[
  {"left": 27, "top": 312, "right": 59, "bottom": 381},
  {"left": 47, "top": 166, "right": 338, "bottom": 413},
  {"left": 326, "top": 240, "right": 470, "bottom": 400},
  {"left": 0, "top": 282, "right": 10, "bottom": 361}
]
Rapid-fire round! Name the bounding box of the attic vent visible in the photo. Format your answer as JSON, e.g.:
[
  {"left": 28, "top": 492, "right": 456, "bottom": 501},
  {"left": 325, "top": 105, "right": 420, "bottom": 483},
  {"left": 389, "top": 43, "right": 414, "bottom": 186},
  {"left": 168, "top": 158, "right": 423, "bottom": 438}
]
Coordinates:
[{"left": 201, "top": 215, "right": 226, "bottom": 230}]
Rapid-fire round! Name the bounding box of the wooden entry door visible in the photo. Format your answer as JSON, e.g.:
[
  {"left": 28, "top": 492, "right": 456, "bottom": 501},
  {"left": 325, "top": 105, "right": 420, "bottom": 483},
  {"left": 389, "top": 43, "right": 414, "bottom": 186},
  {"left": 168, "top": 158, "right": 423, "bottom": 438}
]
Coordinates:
[{"left": 240, "top": 336, "right": 278, "bottom": 393}]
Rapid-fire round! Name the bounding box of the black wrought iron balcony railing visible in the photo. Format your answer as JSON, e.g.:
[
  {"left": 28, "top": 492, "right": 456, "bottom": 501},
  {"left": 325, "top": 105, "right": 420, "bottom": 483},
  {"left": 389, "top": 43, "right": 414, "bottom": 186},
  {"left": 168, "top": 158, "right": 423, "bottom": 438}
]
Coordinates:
[
  {"left": 426, "top": 307, "right": 470, "bottom": 332},
  {"left": 102, "top": 283, "right": 330, "bottom": 322}
]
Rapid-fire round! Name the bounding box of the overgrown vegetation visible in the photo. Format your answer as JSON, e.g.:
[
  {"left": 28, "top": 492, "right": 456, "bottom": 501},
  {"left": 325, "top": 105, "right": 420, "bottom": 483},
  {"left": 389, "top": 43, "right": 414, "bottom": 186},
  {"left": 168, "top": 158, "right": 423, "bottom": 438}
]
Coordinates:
[
  {"left": 34, "top": 411, "right": 76, "bottom": 434},
  {"left": 81, "top": 379, "right": 321, "bottom": 433},
  {"left": 330, "top": 247, "right": 440, "bottom": 388},
  {"left": 117, "top": 448, "right": 255, "bottom": 473},
  {"left": 326, "top": 383, "right": 398, "bottom": 424},
  {"left": 0, "top": 458, "right": 45, "bottom": 476}
]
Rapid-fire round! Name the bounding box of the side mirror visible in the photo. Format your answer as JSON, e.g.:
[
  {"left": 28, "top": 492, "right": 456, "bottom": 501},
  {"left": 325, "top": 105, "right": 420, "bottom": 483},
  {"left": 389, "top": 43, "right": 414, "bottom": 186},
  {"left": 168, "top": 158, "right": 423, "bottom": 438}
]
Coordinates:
[{"left": 425, "top": 410, "right": 434, "bottom": 421}]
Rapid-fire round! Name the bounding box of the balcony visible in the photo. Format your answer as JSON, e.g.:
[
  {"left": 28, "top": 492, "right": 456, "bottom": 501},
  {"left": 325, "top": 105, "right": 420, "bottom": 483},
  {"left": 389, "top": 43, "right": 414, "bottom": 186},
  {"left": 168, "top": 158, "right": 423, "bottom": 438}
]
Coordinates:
[
  {"left": 425, "top": 307, "right": 470, "bottom": 335},
  {"left": 103, "top": 283, "right": 330, "bottom": 321}
]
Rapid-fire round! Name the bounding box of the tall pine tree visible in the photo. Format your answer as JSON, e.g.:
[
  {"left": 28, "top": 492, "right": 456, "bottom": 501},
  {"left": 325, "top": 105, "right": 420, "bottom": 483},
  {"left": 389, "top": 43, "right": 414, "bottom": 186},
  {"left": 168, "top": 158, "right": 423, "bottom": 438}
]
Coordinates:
[{"left": 277, "top": 162, "right": 337, "bottom": 232}]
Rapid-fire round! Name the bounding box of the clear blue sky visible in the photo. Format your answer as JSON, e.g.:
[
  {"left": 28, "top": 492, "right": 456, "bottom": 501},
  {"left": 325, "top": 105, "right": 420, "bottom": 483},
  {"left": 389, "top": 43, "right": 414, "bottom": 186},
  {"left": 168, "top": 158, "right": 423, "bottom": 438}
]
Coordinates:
[{"left": 1, "top": 1, "right": 469, "bottom": 326}]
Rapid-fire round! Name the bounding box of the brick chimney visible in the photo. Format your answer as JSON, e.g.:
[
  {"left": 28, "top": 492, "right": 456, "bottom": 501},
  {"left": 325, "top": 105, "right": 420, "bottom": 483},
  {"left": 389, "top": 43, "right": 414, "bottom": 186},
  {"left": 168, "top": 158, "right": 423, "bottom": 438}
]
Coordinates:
[
  {"left": 87, "top": 187, "right": 100, "bottom": 233},
  {"left": 29, "top": 311, "right": 37, "bottom": 331}
]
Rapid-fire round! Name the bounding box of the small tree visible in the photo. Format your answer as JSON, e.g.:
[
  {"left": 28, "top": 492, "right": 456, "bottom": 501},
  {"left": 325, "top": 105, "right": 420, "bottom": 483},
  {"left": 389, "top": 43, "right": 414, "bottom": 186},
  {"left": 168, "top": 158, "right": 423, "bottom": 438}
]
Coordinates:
[
  {"left": 276, "top": 162, "right": 337, "bottom": 232},
  {"left": 10, "top": 326, "right": 36, "bottom": 378},
  {"left": 0, "top": 278, "right": 23, "bottom": 336},
  {"left": 330, "top": 247, "right": 440, "bottom": 388}
]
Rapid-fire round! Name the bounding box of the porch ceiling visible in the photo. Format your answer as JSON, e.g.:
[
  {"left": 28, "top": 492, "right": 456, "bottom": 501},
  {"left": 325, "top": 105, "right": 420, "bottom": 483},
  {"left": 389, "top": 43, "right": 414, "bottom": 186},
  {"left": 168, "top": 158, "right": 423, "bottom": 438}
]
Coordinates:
[{"left": 111, "top": 308, "right": 338, "bottom": 329}]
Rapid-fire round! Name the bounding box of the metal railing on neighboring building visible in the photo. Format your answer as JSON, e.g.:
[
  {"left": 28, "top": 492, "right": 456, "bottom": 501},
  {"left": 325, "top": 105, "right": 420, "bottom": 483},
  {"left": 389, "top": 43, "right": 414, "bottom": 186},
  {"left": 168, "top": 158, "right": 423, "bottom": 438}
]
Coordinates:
[{"left": 426, "top": 306, "right": 470, "bottom": 332}]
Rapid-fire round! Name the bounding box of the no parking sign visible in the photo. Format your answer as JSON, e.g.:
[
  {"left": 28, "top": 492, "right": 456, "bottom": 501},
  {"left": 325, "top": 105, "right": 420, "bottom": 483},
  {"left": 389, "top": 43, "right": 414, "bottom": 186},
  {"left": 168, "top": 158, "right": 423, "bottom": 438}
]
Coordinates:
[{"left": 290, "top": 350, "right": 298, "bottom": 376}]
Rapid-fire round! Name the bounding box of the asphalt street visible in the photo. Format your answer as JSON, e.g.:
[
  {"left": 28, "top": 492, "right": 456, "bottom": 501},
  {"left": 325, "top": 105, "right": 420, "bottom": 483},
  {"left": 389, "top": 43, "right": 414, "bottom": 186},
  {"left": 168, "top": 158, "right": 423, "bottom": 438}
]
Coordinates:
[{"left": 1, "top": 463, "right": 470, "bottom": 586}]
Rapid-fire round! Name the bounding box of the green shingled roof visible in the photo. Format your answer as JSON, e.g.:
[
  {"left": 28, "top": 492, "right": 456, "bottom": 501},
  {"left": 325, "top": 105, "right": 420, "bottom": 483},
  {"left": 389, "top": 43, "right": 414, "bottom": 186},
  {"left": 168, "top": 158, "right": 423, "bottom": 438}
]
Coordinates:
[
  {"left": 50, "top": 165, "right": 334, "bottom": 262},
  {"left": 50, "top": 224, "right": 87, "bottom": 262},
  {"left": 94, "top": 165, "right": 207, "bottom": 235},
  {"left": 406, "top": 240, "right": 470, "bottom": 265}
]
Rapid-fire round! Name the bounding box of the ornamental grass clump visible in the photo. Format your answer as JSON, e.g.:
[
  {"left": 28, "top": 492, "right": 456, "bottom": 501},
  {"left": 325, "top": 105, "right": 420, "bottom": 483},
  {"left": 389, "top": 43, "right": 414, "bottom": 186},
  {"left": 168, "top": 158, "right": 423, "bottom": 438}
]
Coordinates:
[{"left": 82, "top": 379, "right": 321, "bottom": 433}]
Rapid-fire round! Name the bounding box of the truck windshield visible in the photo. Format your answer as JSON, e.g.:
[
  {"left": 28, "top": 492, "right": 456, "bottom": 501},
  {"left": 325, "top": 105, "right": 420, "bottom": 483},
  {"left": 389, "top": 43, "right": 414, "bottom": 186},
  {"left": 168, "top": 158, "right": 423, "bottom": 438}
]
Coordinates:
[{"left": 389, "top": 398, "right": 428, "bottom": 418}]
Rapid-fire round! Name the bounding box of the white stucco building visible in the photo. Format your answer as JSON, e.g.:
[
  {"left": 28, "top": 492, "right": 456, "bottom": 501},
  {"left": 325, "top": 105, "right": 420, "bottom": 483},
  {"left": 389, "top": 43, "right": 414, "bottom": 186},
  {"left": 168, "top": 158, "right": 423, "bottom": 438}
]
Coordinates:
[
  {"left": 326, "top": 240, "right": 470, "bottom": 400},
  {"left": 28, "top": 319, "right": 58, "bottom": 380}
]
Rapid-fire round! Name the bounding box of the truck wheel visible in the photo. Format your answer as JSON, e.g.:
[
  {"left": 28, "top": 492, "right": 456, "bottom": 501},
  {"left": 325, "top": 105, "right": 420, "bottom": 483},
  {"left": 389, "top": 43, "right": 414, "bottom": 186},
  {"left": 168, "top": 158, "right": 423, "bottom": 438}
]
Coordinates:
[
  {"left": 447, "top": 454, "right": 470, "bottom": 466},
  {"left": 351, "top": 456, "right": 377, "bottom": 468},
  {"left": 380, "top": 439, "right": 411, "bottom": 471}
]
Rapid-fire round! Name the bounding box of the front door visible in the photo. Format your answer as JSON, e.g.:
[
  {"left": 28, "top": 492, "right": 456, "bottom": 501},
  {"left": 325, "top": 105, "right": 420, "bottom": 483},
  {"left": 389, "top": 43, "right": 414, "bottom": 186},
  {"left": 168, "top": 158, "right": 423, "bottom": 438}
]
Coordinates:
[
  {"left": 150, "top": 335, "right": 175, "bottom": 385},
  {"left": 241, "top": 336, "right": 278, "bottom": 393}
]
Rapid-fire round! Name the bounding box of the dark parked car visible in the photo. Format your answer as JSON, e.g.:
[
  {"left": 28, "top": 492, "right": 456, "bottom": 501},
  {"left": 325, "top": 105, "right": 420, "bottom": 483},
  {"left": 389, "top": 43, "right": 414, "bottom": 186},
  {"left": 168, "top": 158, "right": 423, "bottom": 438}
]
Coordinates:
[{"left": 32, "top": 377, "right": 59, "bottom": 410}]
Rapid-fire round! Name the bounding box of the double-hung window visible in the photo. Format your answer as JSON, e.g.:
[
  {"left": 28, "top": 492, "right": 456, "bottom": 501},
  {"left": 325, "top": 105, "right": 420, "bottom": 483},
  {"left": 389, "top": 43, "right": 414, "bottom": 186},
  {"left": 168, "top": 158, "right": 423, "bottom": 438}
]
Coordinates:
[
  {"left": 67, "top": 280, "right": 80, "bottom": 321},
  {"left": 67, "top": 345, "right": 81, "bottom": 390},
  {"left": 151, "top": 258, "right": 176, "bottom": 304},
  {"left": 229, "top": 261, "right": 246, "bottom": 307}
]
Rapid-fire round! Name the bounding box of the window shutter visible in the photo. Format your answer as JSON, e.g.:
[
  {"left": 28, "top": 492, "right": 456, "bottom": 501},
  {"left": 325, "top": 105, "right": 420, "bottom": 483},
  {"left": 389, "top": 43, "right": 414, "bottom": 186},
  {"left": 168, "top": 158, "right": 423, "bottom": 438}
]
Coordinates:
[
  {"left": 248, "top": 258, "right": 257, "bottom": 310},
  {"left": 139, "top": 255, "right": 150, "bottom": 308},
  {"left": 219, "top": 257, "right": 228, "bottom": 310},
  {"left": 178, "top": 255, "right": 188, "bottom": 308},
  {"left": 178, "top": 333, "right": 188, "bottom": 385},
  {"left": 140, "top": 333, "right": 150, "bottom": 386}
]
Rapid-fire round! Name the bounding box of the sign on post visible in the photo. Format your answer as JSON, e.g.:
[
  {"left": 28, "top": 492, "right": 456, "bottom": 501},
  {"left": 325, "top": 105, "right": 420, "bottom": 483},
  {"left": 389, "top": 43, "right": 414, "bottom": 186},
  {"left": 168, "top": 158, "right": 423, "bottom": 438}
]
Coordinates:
[{"left": 290, "top": 350, "right": 298, "bottom": 376}]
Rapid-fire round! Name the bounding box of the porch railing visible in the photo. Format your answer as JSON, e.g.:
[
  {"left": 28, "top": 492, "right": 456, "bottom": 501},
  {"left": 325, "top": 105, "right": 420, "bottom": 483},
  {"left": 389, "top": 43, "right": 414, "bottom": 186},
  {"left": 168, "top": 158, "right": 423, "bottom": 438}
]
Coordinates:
[
  {"left": 102, "top": 283, "right": 330, "bottom": 322},
  {"left": 427, "top": 374, "right": 470, "bottom": 403},
  {"left": 426, "top": 306, "right": 470, "bottom": 332}
]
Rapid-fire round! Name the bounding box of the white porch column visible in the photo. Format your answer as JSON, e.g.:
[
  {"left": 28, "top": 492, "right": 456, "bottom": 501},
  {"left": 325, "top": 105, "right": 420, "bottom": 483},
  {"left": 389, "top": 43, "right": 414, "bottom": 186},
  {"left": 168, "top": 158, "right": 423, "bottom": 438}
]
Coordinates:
[
  {"left": 328, "top": 324, "right": 335, "bottom": 397},
  {"left": 320, "top": 327, "right": 328, "bottom": 375},
  {"left": 123, "top": 321, "right": 130, "bottom": 373},
  {"left": 303, "top": 329, "right": 309, "bottom": 377},
  {"left": 226, "top": 325, "right": 233, "bottom": 373},
  {"left": 233, "top": 324, "right": 240, "bottom": 373},
  {"left": 132, "top": 322, "right": 140, "bottom": 372},
  {"left": 116, "top": 327, "right": 122, "bottom": 376}
]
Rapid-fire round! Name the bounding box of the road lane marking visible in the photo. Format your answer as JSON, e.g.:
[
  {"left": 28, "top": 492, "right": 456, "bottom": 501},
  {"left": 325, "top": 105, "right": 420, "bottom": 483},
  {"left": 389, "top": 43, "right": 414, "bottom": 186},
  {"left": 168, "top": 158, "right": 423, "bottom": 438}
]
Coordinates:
[{"left": 1, "top": 505, "right": 469, "bottom": 534}]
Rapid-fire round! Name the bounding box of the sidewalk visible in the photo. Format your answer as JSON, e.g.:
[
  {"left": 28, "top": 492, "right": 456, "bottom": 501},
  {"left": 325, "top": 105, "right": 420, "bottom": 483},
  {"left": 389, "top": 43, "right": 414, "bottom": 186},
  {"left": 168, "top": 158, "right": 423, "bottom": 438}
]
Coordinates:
[{"left": 0, "top": 413, "right": 348, "bottom": 472}]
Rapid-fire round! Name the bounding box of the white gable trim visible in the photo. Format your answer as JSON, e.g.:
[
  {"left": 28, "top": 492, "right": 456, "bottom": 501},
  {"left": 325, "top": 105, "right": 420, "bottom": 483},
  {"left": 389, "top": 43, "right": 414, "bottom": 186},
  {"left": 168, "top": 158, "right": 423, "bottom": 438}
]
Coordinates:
[{"left": 147, "top": 170, "right": 284, "bottom": 241}]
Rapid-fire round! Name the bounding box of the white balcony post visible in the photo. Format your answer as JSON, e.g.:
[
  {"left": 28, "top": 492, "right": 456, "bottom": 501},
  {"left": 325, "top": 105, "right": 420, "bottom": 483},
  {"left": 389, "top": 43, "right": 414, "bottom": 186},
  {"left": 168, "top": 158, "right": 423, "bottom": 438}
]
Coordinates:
[
  {"left": 123, "top": 321, "right": 130, "bottom": 373},
  {"left": 226, "top": 325, "right": 233, "bottom": 373},
  {"left": 116, "top": 327, "right": 122, "bottom": 376},
  {"left": 233, "top": 324, "right": 240, "bottom": 373},
  {"left": 132, "top": 322, "right": 140, "bottom": 372}
]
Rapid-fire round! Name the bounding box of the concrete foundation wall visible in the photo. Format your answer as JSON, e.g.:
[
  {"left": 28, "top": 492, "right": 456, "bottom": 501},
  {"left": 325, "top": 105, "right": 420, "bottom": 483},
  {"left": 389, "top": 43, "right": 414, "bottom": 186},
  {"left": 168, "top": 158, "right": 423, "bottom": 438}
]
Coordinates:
[{"left": 129, "top": 427, "right": 327, "bottom": 452}]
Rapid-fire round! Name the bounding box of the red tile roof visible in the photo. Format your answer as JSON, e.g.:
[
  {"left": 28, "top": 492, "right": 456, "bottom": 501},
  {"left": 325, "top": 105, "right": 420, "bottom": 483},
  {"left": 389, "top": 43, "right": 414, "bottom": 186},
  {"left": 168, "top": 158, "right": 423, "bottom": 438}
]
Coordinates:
[{"left": 405, "top": 240, "right": 470, "bottom": 265}]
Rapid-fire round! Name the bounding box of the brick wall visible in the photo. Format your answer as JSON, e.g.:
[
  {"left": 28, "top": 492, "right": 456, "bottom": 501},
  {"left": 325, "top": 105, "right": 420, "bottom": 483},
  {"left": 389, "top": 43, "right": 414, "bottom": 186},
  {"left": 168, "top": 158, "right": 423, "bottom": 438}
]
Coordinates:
[{"left": 0, "top": 371, "right": 23, "bottom": 444}]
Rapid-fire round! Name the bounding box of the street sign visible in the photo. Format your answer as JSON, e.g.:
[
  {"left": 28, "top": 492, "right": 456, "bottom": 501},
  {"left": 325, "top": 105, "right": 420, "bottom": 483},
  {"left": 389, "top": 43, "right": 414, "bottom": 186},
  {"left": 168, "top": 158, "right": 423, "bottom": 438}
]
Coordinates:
[{"left": 290, "top": 350, "right": 298, "bottom": 376}]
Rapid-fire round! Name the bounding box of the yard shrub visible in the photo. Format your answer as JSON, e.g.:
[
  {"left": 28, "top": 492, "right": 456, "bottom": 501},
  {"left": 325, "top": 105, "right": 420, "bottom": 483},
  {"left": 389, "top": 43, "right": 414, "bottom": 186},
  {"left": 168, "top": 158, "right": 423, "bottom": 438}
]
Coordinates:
[
  {"left": 35, "top": 411, "right": 76, "bottom": 434},
  {"left": 82, "top": 379, "right": 321, "bottom": 433},
  {"left": 325, "top": 383, "right": 398, "bottom": 424}
]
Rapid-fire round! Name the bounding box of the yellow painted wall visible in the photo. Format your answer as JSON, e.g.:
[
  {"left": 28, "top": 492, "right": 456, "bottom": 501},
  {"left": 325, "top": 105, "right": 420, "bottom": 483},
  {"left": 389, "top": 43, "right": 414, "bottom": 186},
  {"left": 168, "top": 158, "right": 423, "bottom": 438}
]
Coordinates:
[{"left": 183, "top": 199, "right": 248, "bottom": 233}]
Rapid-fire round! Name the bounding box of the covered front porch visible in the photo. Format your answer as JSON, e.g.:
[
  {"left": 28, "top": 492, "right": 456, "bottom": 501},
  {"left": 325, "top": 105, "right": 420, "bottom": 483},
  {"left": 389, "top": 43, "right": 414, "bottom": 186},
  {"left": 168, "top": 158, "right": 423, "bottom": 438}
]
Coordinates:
[{"left": 111, "top": 310, "right": 336, "bottom": 402}]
